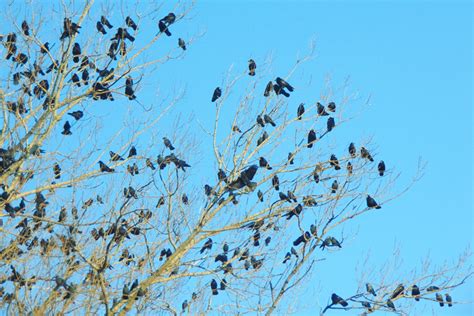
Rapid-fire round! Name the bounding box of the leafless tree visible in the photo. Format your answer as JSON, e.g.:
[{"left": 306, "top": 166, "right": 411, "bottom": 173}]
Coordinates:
[{"left": 0, "top": 1, "right": 471, "bottom": 315}]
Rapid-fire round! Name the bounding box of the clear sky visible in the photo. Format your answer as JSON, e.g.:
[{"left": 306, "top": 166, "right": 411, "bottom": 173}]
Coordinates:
[
  {"left": 164, "top": 1, "right": 473, "bottom": 314},
  {"left": 3, "top": 0, "right": 471, "bottom": 314}
]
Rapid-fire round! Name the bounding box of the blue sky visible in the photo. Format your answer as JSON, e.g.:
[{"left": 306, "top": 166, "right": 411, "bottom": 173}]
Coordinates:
[
  {"left": 3, "top": 0, "right": 471, "bottom": 314},
  {"left": 168, "top": 1, "right": 472, "bottom": 314}
]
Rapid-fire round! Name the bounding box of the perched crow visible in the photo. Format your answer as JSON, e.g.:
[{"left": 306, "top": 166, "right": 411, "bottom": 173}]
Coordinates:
[
  {"left": 125, "top": 77, "right": 136, "bottom": 100},
  {"left": 146, "top": 159, "right": 156, "bottom": 170},
  {"left": 40, "top": 42, "right": 50, "bottom": 54},
  {"left": 445, "top": 294, "right": 452, "bottom": 307},
  {"left": 293, "top": 231, "right": 311, "bottom": 246},
  {"left": 366, "top": 283, "right": 376, "bottom": 296},
  {"left": 436, "top": 293, "right": 444, "bottom": 307},
  {"left": 163, "top": 137, "right": 175, "bottom": 150},
  {"left": 275, "top": 77, "right": 294, "bottom": 92},
  {"left": 71, "top": 73, "right": 80, "bottom": 86},
  {"left": 297, "top": 103, "right": 305, "bottom": 120},
  {"left": 329, "top": 154, "right": 341, "bottom": 170},
  {"left": 217, "top": 169, "right": 227, "bottom": 182},
  {"left": 259, "top": 157, "right": 272, "bottom": 170},
  {"left": 378, "top": 160, "right": 386, "bottom": 176},
  {"left": 327, "top": 117, "right": 335, "bottom": 132},
  {"left": 331, "top": 180, "right": 338, "bottom": 194},
  {"left": 72, "top": 43, "right": 81, "bottom": 63},
  {"left": 310, "top": 224, "right": 317, "bottom": 236},
  {"left": 96, "top": 22, "right": 106, "bottom": 34},
  {"left": 108, "top": 41, "right": 118, "bottom": 60},
  {"left": 391, "top": 284, "right": 404, "bottom": 299},
  {"left": 82, "top": 69, "right": 89, "bottom": 84},
  {"left": 253, "top": 231, "right": 260, "bottom": 246},
  {"left": 257, "top": 190, "right": 264, "bottom": 202},
  {"left": 220, "top": 279, "right": 227, "bottom": 290},
  {"left": 161, "top": 12, "right": 176, "bottom": 25},
  {"left": 347, "top": 162, "right": 353, "bottom": 175},
  {"left": 387, "top": 299, "right": 395, "bottom": 310},
  {"left": 307, "top": 130, "right": 316, "bottom": 148},
  {"left": 283, "top": 252, "right": 291, "bottom": 263},
  {"left": 101, "top": 16, "right": 113, "bottom": 29},
  {"left": 327, "top": 101, "right": 336, "bottom": 112},
  {"left": 288, "top": 152, "right": 294, "bottom": 164},
  {"left": 317, "top": 102, "right": 329, "bottom": 116},
  {"left": 110, "top": 151, "right": 124, "bottom": 161},
  {"left": 99, "top": 161, "right": 114, "bottom": 172},
  {"left": 331, "top": 293, "right": 348, "bottom": 307},
  {"left": 68, "top": 111, "right": 83, "bottom": 120},
  {"left": 178, "top": 38, "right": 186, "bottom": 50},
  {"left": 182, "top": 194, "right": 189, "bottom": 204},
  {"left": 53, "top": 163, "right": 61, "bottom": 179},
  {"left": 248, "top": 59, "right": 256, "bottom": 76},
  {"left": 286, "top": 204, "right": 303, "bottom": 220},
  {"left": 349, "top": 142, "right": 356, "bottom": 157},
  {"left": 61, "top": 121, "right": 72, "bottom": 135},
  {"left": 204, "top": 185, "right": 213, "bottom": 197},
  {"left": 265, "top": 236, "right": 271, "bottom": 246},
  {"left": 210, "top": 279, "right": 218, "bottom": 295},
  {"left": 272, "top": 175, "right": 280, "bottom": 191},
  {"left": 411, "top": 285, "right": 420, "bottom": 301},
  {"left": 264, "top": 81, "right": 273, "bottom": 97},
  {"left": 263, "top": 114, "right": 276, "bottom": 127},
  {"left": 128, "top": 146, "right": 137, "bottom": 157},
  {"left": 256, "top": 115, "right": 265, "bottom": 127},
  {"left": 360, "top": 146, "right": 374, "bottom": 162},
  {"left": 426, "top": 286, "right": 440, "bottom": 292},
  {"left": 158, "top": 20, "right": 171, "bottom": 36},
  {"left": 211, "top": 87, "right": 221, "bottom": 102},
  {"left": 200, "top": 238, "right": 213, "bottom": 253},
  {"left": 366, "top": 195, "right": 381, "bottom": 209},
  {"left": 273, "top": 83, "right": 290, "bottom": 97},
  {"left": 126, "top": 16, "right": 138, "bottom": 30},
  {"left": 21, "top": 21, "right": 30, "bottom": 36}
]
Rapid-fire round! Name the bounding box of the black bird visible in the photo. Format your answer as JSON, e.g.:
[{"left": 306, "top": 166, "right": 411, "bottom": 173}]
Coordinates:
[
  {"left": 348, "top": 142, "right": 356, "bottom": 157},
  {"left": 288, "top": 152, "right": 294, "bottom": 164},
  {"left": 347, "top": 162, "right": 353, "bottom": 175},
  {"left": 286, "top": 204, "right": 303, "bottom": 220},
  {"left": 220, "top": 279, "right": 227, "bottom": 290},
  {"left": 327, "top": 117, "right": 335, "bottom": 132},
  {"left": 331, "top": 180, "right": 338, "bottom": 194},
  {"left": 307, "top": 129, "right": 316, "bottom": 148},
  {"left": 426, "top": 286, "right": 440, "bottom": 292},
  {"left": 290, "top": 247, "right": 298, "bottom": 257},
  {"left": 360, "top": 146, "right": 374, "bottom": 162},
  {"left": 248, "top": 59, "right": 256, "bottom": 76},
  {"left": 366, "top": 283, "right": 377, "bottom": 296},
  {"left": 273, "top": 83, "right": 290, "bottom": 97},
  {"left": 110, "top": 151, "right": 124, "bottom": 161},
  {"left": 145, "top": 158, "right": 155, "bottom": 170},
  {"left": 264, "top": 236, "right": 271, "bottom": 246},
  {"left": 217, "top": 169, "right": 227, "bottom": 182},
  {"left": 310, "top": 224, "right": 317, "bottom": 236},
  {"left": 40, "top": 42, "right": 49, "bottom": 54},
  {"left": 211, "top": 87, "right": 221, "bottom": 102},
  {"left": 263, "top": 114, "right": 276, "bottom": 127},
  {"left": 71, "top": 73, "right": 80, "bottom": 86},
  {"left": 158, "top": 20, "right": 171, "bottom": 36},
  {"left": 128, "top": 146, "right": 137, "bottom": 157},
  {"left": 327, "top": 102, "right": 336, "bottom": 112},
  {"left": 81, "top": 69, "right": 89, "bottom": 85},
  {"left": 378, "top": 160, "right": 386, "bottom": 176},
  {"left": 96, "top": 22, "right": 106, "bottom": 34},
  {"left": 445, "top": 294, "right": 452, "bottom": 307},
  {"left": 275, "top": 77, "right": 294, "bottom": 92},
  {"left": 411, "top": 285, "right": 420, "bottom": 301},
  {"left": 331, "top": 293, "right": 348, "bottom": 307},
  {"left": 283, "top": 252, "right": 291, "bottom": 263},
  {"left": 272, "top": 175, "right": 280, "bottom": 191},
  {"left": 108, "top": 41, "right": 118, "bottom": 60},
  {"left": 163, "top": 137, "right": 175, "bottom": 150},
  {"left": 330, "top": 237, "right": 342, "bottom": 248},
  {"left": 67, "top": 111, "right": 83, "bottom": 120},
  {"left": 366, "top": 195, "right": 381, "bottom": 209},
  {"left": 329, "top": 154, "right": 341, "bottom": 170},
  {"left": 387, "top": 299, "right": 395, "bottom": 310},
  {"left": 61, "top": 121, "right": 72, "bottom": 135},
  {"left": 253, "top": 231, "right": 260, "bottom": 246},
  {"left": 200, "top": 238, "right": 213, "bottom": 253},
  {"left": 287, "top": 190, "right": 297, "bottom": 202},
  {"left": 264, "top": 81, "right": 273, "bottom": 97},
  {"left": 436, "top": 293, "right": 444, "bottom": 307},
  {"left": 279, "top": 192, "right": 290, "bottom": 202},
  {"left": 126, "top": 16, "right": 138, "bottom": 30},
  {"left": 72, "top": 43, "right": 81, "bottom": 63},
  {"left": 161, "top": 12, "right": 176, "bottom": 25},
  {"left": 293, "top": 231, "right": 311, "bottom": 246},
  {"left": 317, "top": 102, "right": 329, "bottom": 116},
  {"left": 101, "top": 16, "right": 113, "bottom": 28},
  {"left": 99, "top": 161, "right": 114, "bottom": 172},
  {"left": 259, "top": 157, "right": 272, "bottom": 170},
  {"left": 21, "top": 21, "right": 30, "bottom": 36},
  {"left": 210, "top": 279, "right": 218, "bottom": 295},
  {"left": 53, "top": 163, "right": 61, "bottom": 179},
  {"left": 297, "top": 103, "right": 305, "bottom": 120},
  {"left": 257, "top": 190, "right": 264, "bottom": 202},
  {"left": 391, "top": 284, "right": 404, "bottom": 299},
  {"left": 125, "top": 77, "right": 136, "bottom": 100},
  {"left": 256, "top": 115, "right": 265, "bottom": 127},
  {"left": 178, "top": 38, "right": 186, "bottom": 50}
]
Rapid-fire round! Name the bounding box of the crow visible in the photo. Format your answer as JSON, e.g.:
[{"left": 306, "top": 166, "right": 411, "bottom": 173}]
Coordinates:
[
  {"left": 259, "top": 157, "right": 272, "bottom": 170},
  {"left": 128, "top": 146, "right": 137, "bottom": 157},
  {"left": 445, "top": 294, "right": 452, "bottom": 307},
  {"left": 110, "top": 151, "right": 124, "bottom": 161},
  {"left": 82, "top": 69, "right": 89, "bottom": 85},
  {"left": 178, "top": 38, "right": 186, "bottom": 50},
  {"left": 257, "top": 190, "right": 264, "bottom": 202},
  {"left": 200, "top": 238, "right": 213, "bottom": 253},
  {"left": 99, "top": 161, "right": 114, "bottom": 172},
  {"left": 263, "top": 114, "right": 276, "bottom": 127},
  {"left": 366, "top": 283, "right": 376, "bottom": 296},
  {"left": 366, "top": 195, "right": 381, "bottom": 209},
  {"left": 378, "top": 160, "right": 386, "bottom": 176},
  {"left": 347, "top": 162, "right": 353, "bottom": 175},
  {"left": 283, "top": 252, "right": 291, "bottom": 263},
  {"left": 331, "top": 293, "right": 348, "bottom": 307},
  {"left": 436, "top": 293, "right": 444, "bottom": 307},
  {"left": 158, "top": 20, "right": 171, "bottom": 36},
  {"left": 387, "top": 299, "right": 395, "bottom": 310},
  {"left": 327, "top": 117, "right": 335, "bottom": 132},
  {"left": 411, "top": 285, "right": 420, "bottom": 301},
  {"left": 317, "top": 102, "right": 329, "bottom": 116},
  {"left": 264, "top": 81, "right": 273, "bottom": 97},
  {"left": 327, "top": 101, "right": 336, "bottom": 112},
  {"left": 126, "top": 16, "right": 138, "bottom": 30},
  {"left": 426, "top": 286, "right": 440, "bottom": 292},
  {"left": 329, "top": 154, "right": 341, "bottom": 170},
  {"left": 210, "top": 279, "right": 218, "bottom": 295},
  {"left": 331, "top": 180, "right": 338, "bottom": 194},
  {"left": 101, "top": 16, "right": 113, "bottom": 28},
  {"left": 232, "top": 125, "right": 242, "bottom": 133},
  {"left": 307, "top": 130, "right": 316, "bottom": 148},
  {"left": 275, "top": 77, "right": 294, "bottom": 92},
  {"left": 125, "top": 77, "right": 136, "bottom": 100},
  {"left": 211, "top": 87, "right": 221, "bottom": 102},
  {"left": 297, "top": 103, "right": 305, "bottom": 120},
  {"left": 272, "top": 175, "right": 279, "bottom": 191},
  {"left": 71, "top": 73, "right": 80, "bottom": 86},
  {"left": 217, "top": 169, "right": 227, "bottom": 182},
  {"left": 163, "top": 137, "right": 175, "bottom": 150},
  {"left": 96, "top": 22, "right": 106, "bottom": 34},
  {"left": 61, "top": 121, "right": 72, "bottom": 135},
  {"left": 256, "top": 115, "right": 265, "bottom": 127},
  {"left": 273, "top": 83, "right": 290, "bottom": 97},
  {"left": 248, "top": 59, "right": 256, "bottom": 76},
  {"left": 72, "top": 43, "right": 81, "bottom": 63},
  {"left": 391, "top": 284, "right": 404, "bottom": 299},
  {"left": 53, "top": 163, "right": 61, "bottom": 179},
  {"left": 348, "top": 142, "right": 356, "bottom": 157},
  {"left": 360, "top": 146, "right": 374, "bottom": 162},
  {"left": 286, "top": 204, "right": 303, "bottom": 220},
  {"left": 293, "top": 231, "right": 311, "bottom": 246},
  {"left": 288, "top": 152, "right": 295, "bottom": 164},
  {"left": 161, "top": 13, "right": 176, "bottom": 25},
  {"left": 40, "top": 42, "right": 50, "bottom": 54}
]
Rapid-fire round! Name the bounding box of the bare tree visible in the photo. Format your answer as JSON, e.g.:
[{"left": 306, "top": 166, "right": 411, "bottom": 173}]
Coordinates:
[{"left": 0, "top": 1, "right": 471, "bottom": 315}]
